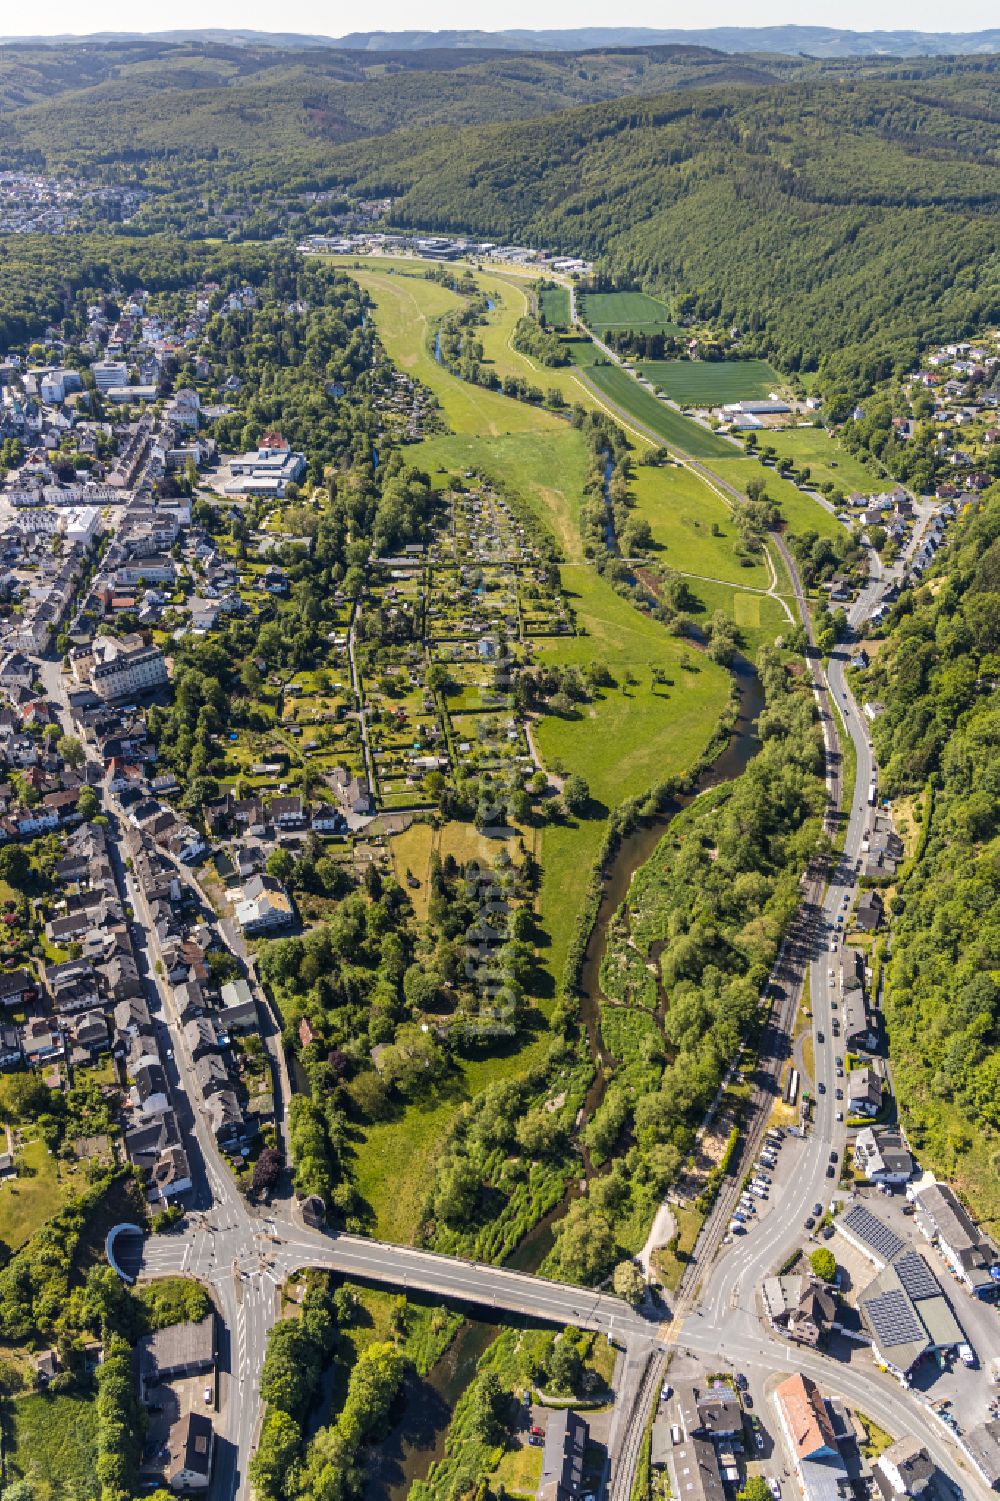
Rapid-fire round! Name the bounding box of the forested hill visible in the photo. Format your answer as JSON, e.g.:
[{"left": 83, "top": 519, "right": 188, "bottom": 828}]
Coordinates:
[
  {"left": 1, "top": 41, "right": 999, "bottom": 396},
  {"left": 324, "top": 68, "right": 1000, "bottom": 397},
  {"left": 857, "top": 486, "right": 1000, "bottom": 1231}
]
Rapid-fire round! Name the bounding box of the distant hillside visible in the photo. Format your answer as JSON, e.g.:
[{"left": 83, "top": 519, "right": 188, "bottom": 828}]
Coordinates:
[
  {"left": 332, "top": 26, "right": 1000, "bottom": 57},
  {"left": 324, "top": 68, "right": 1000, "bottom": 395},
  {"left": 3, "top": 26, "right": 1000, "bottom": 58}
]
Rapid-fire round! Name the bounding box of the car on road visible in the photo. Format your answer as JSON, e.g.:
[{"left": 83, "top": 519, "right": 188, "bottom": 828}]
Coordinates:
[
  {"left": 204, "top": 1386, "right": 213, "bottom": 1404},
  {"left": 735, "top": 1374, "right": 748, "bottom": 1391},
  {"left": 817, "top": 1030, "right": 824, "bottom": 1043},
  {"left": 755, "top": 1431, "right": 766, "bottom": 1452},
  {"left": 818, "top": 1081, "right": 826, "bottom": 1093},
  {"left": 813, "top": 1203, "right": 823, "bottom": 1216},
  {"left": 835, "top": 1111, "right": 843, "bottom": 1121}
]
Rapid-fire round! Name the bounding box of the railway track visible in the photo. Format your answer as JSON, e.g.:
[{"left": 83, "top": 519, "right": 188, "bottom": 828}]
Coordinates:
[{"left": 609, "top": 1344, "right": 668, "bottom": 1501}]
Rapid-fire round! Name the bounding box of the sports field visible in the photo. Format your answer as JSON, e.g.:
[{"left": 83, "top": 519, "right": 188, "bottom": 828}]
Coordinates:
[
  {"left": 581, "top": 290, "right": 681, "bottom": 332},
  {"left": 581, "top": 362, "right": 740, "bottom": 459},
  {"left": 638, "top": 358, "right": 781, "bottom": 406},
  {"left": 539, "top": 284, "right": 571, "bottom": 328}
]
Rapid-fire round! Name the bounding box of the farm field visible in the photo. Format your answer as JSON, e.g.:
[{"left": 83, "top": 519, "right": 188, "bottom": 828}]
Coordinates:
[
  {"left": 708, "top": 456, "right": 846, "bottom": 541},
  {"left": 539, "top": 283, "right": 571, "bottom": 327},
  {"left": 628, "top": 463, "right": 770, "bottom": 587},
  {"left": 581, "top": 361, "right": 740, "bottom": 459},
  {"left": 581, "top": 290, "right": 680, "bottom": 332},
  {"left": 638, "top": 358, "right": 781, "bottom": 405},
  {"left": 761, "top": 426, "right": 884, "bottom": 495}
]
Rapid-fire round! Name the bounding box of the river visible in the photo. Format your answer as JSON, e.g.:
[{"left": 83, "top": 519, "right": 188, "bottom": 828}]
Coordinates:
[{"left": 366, "top": 656, "right": 764, "bottom": 1500}]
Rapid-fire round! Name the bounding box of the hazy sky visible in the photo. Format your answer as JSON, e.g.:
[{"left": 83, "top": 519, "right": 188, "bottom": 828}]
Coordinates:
[{"left": 1, "top": 0, "right": 996, "bottom": 36}]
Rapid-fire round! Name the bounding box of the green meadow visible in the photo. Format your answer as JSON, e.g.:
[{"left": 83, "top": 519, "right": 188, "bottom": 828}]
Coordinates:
[
  {"left": 581, "top": 290, "right": 680, "bottom": 332},
  {"left": 638, "top": 358, "right": 781, "bottom": 406}
]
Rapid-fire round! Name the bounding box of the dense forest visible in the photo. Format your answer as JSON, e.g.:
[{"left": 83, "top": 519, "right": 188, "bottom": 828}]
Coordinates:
[{"left": 857, "top": 482, "right": 1000, "bottom": 1230}]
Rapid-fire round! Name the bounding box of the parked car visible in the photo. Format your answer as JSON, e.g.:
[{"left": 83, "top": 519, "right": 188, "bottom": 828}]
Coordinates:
[{"left": 767, "top": 1480, "right": 781, "bottom": 1500}]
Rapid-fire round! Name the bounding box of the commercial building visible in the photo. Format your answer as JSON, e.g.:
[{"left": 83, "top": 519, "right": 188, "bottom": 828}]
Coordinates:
[
  {"left": 92, "top": 360, "right": 128, "bottom": 391},
  {"left": 858, "top": 1250, "right": 964, "bottom": 1379},
  {"left": 914, "top": 1182, "right": 1000, "bottom": 1298}
]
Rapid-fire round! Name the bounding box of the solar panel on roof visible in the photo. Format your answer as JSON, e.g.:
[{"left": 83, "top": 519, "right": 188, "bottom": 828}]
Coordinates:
[
  {"left": 863, "top": 1289, "right": 924, "bottom": 1349},
  {"left": 893, "top": 1250, "right": 939, "bottom": 1302},
  {"left": 842, "top": 1203, "right": 905, "bottom": 1261}
]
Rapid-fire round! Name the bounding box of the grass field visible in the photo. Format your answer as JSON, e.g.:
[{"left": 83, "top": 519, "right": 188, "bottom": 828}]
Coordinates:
[
  {"left": 534, "top": 565, "right": 729, "bottom": 985},
  {"left": 539, "top": 284, "right": 571, "bottom": 328},
  {"left": 561, "top": 337, "right": 604, "bottom": 366},
  {"left": 10, "top": 1392, "right": 99, "bottom": 1498},
  {"left": 707, "top": 457, "right": 846, "bottom": 541},
  {"left": 681, "top": 577, "right": 793, "bottom": 656},
  {"left": 761, "top": 427, "right": 883, "bottom": 495},
  {"left": 638, "top": 358, "right": 781, "bottom": 406},
  {"left": 352, "top": 1035, "right": 551, "bottom": 1243},
  {"left": 581, "top": 290, "right": 680, "bottom": 332},
  {"left": 628, "top": 464, "right": 770, "bottom": 587},
  {"left": 341, "top": 266, "right": 567, "bottom": 437},
  {"left": 581, "top": 363, "right": 740, "bottom": 459},
  {"left": 0, "top": 1135, "right": 88, "bottom": 1250},
  {"left": 417, "top": 428, "right": 590, "bottom": 563}
]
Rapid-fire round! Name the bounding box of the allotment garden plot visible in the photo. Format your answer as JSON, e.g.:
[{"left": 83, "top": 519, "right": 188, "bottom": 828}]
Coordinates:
[{"left": 358, "top": 477, "right": 575, "bottom": 809}]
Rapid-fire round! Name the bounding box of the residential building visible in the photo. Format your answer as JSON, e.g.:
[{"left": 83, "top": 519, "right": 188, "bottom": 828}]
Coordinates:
[
  {"left": 848, "top": 1067, "right": 882, "bottom": 1117},
  {"left": 772, "top": 1373, "right": 852, "bottom": 1501},
  {"left": 234, "top": 873, "right": 293, "bottom": 936},
  {"left": 669, "top": 1435, "right": 726, "bottom": 1501},
  {"left": 853, "top": 1129, "right": 913, "bottom": 1185},
  {"left": 761, "top": 1275, "right": 836, "bottom": 1346},
  {"left": 538, "top": 1408, "right": 588, "bottom": 1501},
  {"left": 876, "top": 1438, "right": 936, "bottom": 1497},
  {"left": 167, "top": 1412, "right": 214, "bottom": 1492},
  {"left": 90, "top": 639, "right": 168, "bottom": 702}
]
